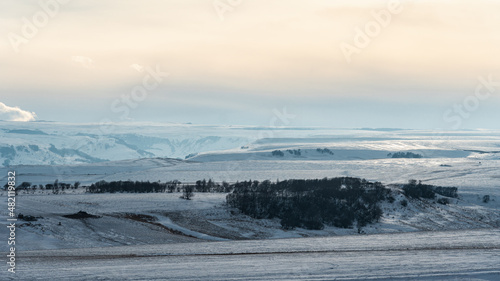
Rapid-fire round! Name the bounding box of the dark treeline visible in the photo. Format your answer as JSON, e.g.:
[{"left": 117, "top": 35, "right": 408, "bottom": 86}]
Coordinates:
[
  {"left": 77, "top": 177, "right": 459, "bottom": 231},
  {"left": 402, "top": 180, "right": 458, "bottom": 199},
  {"left": 271, "top": 148, "right": 334, "bottom": 157},
  {"left": 87, "top": 180, "right": 181, "bottom": 193},
  {"left": 3, "top": 180, "right": 81, "bottom": 194},
  {"left": 388, "top": 152, "right": 423, "bottom": 158},
  {"left": 86, "top": 179, "right": 232, "bottom": 194},
  {"left": 226, "top": 177, "right": 390, "bottom": 230}
]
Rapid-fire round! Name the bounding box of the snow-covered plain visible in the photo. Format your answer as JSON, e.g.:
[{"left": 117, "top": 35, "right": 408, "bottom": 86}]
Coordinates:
[
  {"left": 8, "top": 229, "right": 500, "bottom": 280},
  {"left": 1, "top": 123, "right": 500, "bottom": 280}
]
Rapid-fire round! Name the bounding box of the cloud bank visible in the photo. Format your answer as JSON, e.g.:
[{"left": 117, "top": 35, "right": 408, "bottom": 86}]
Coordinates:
[{"left": 0, "top": 102, "right": 37, "bottom": 121}]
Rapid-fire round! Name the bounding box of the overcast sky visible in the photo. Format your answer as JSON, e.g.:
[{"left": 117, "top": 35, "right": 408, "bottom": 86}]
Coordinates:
[{"left": 1, "top": 0, "right": 499, "bottom": 129}]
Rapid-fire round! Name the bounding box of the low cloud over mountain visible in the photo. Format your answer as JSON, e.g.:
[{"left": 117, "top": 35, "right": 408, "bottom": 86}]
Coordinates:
[{"left": 0, "top": 102, "right": 36, "bottom": 121}]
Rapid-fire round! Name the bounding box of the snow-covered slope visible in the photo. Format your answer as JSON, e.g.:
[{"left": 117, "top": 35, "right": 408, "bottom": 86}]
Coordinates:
[
  {"left": 2, "top": 123, "right": 499, "bottom": 280},
  {"left": 10, "top": 225, "right": 500, "bottom": 280},
  {"left": 0, "top": 121, "right": 254, "bottom": 166},
  {"left": 3, "top": 121, "right": 500, "bottom": 167},
  {"left": 2, "top": 126, "right": 500, "bottom": 195},
  {"left": 2, "top": 188, "right": 498, "bottom": 252}
]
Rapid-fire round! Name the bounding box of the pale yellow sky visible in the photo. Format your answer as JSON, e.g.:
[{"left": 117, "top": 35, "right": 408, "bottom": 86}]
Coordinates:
[{"left": 1, "top": 0, "right": 499, "bottom": 127}]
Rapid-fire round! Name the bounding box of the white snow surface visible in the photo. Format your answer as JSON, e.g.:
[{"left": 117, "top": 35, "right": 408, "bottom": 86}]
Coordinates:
[
  {"left": 6, "top": 228, "right": 500, "bottom": 280},
  {"left": 1, "top": 123, "right": 500, "bottom": 280}
]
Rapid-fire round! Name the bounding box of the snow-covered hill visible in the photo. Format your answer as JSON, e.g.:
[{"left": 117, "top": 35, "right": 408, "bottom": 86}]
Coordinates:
[
  {"left": 1, "top": 123, "right": 499, "bottom": 280},
  {"left": 2, "top": 121, "right": 500, "bottom": 168},
  {"left": 0, "top": 121, "right": 254, "bottom": 166}
]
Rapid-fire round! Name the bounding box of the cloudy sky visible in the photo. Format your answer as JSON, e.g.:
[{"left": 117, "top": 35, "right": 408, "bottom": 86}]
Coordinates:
[{"left": 1, "top": 0, "right": 499, "bottom": 129}]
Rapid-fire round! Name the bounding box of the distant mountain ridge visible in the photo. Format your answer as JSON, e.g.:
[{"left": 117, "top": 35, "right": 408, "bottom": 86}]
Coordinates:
[
  {"left": 2, "top": 121, "right": 499, "bottom": 167},
  {"left": 0, "top": 122, "right": 253, "bottom": 167}
]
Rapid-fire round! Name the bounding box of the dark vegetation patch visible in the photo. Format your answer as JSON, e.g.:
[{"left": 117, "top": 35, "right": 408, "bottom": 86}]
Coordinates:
[
  {"left": 17, "top": 214, "right": 42, "bottom": 221},
  {"left": 28, "top": 144, "right": 40, "bottom": 151},
  {"left": 227, "top": 177, "right": 389, "bottom": 230},
  {"left": 123, "top": 213, "right": 158, "bottom": 222},
  {"left": 388, "top": 152, "right": 423, "bottom": 158},
  {"left": 271, "top": 150, "right": 284, "bottom": 157},
  {"left": 286, "top": 149, "right": 301, "bottom": 156},
  {"left": 316, "top": 148, "right": 334, "bottom": 155},
  {"left": 16, "top": 145, "right": 30, "bottom": 153},
  {"left": 63, "top": 211, "right": 101, "bottom": 219},
  {"left": 403, "top": 180, "right": 458, "bottom": 199},
  {"left": 437, "top": 198, "right": 450, "bottom": 205},
  {"left": 77, "top": 177, "right": 459, "bottom": 232},
  {"left": 87, "top": 180, "right": 181, "bottom": 193},
  {"left": 400, "top": 199, "right": 408, "bottom": 207},
  {"left": 271, "top": 149, "right": 304, "bottom": 157}
]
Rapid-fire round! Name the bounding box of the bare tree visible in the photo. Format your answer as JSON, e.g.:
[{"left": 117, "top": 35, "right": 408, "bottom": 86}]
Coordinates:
[{"left": 182, "top": 185, "right": 194, "bottom": 200}]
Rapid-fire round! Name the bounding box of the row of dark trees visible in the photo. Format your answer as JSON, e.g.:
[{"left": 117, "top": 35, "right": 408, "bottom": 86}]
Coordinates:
[
  {"left": 388, "top": 152, "right": 423, "bottom": 158},
  {"left": 271, "top": 148, "right": 334, "bottom": 157},
  {"left": 316, "top": 148, "right": 334, "bottom": 155},
  {"left": 3, "top": 180, "right": 81, "bottom": 191},
  {"left": 194, "top": 179, "right": 232, "bottom": 193},
  {"left": 87, "top": 180, "right": 181, "bottom": 193},
  {"left": 226, "top": 177, "right": 390, "bottom": 230},
  {"left": 402, "top": 180, "right": 458, "bottom": 199},
  {"left": 271, "top": 149, "right": 302, "bottom": 157},
  {"left": 85, "top": 179, "right": 234, "bottom": 194},
  {"left": 4, "top": 180, "right": 81, "bottom": 194},
  {"left": 272, "top": 150, "right": 285, "bottom": 157}
]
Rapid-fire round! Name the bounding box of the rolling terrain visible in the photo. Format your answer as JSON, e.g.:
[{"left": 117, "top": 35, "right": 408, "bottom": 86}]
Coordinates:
[{"left": 1, "top": 122, "right": 499, "bottom": 280}]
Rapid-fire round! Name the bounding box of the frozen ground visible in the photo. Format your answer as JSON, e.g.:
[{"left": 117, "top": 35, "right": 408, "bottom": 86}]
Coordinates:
[
  {"left": 2, "top": 121, "right": 500, "bottom": 168},
  {"left": 2, "top": 127, "right": 500, "bottom": 195},
  {"left": 1, "top": 189, "right": 498, "bottom": 252},
  {"left": 5, "top": 229, "right": 500, "bottom": 280},
  {"left": 1, "top": 125, "right": 499, "bottom": 279}
]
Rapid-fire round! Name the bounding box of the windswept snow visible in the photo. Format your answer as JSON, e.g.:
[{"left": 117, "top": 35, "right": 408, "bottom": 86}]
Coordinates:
[
  {"left": 2, "top": 121, "right": 500, "bottom": 167},
  {"left": 1, "top": 124, "right": 500, "bottom": 280},
  {"left": 8, "top": 229, "right": 500, "bottom": 280}
]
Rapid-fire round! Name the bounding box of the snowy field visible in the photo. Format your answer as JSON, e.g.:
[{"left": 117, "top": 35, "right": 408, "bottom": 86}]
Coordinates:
[
  {"left": 2, "top": 124, "right": 499, "bottom": 196},
  {"left": 1, "top": 124, "right": 499, "bottom": 279},
  {"left": 6, "top": 229, "right": 500, "bottom": 280},
  {"left": 1, "top": 191, "right": 498, "bottom": 252}
]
